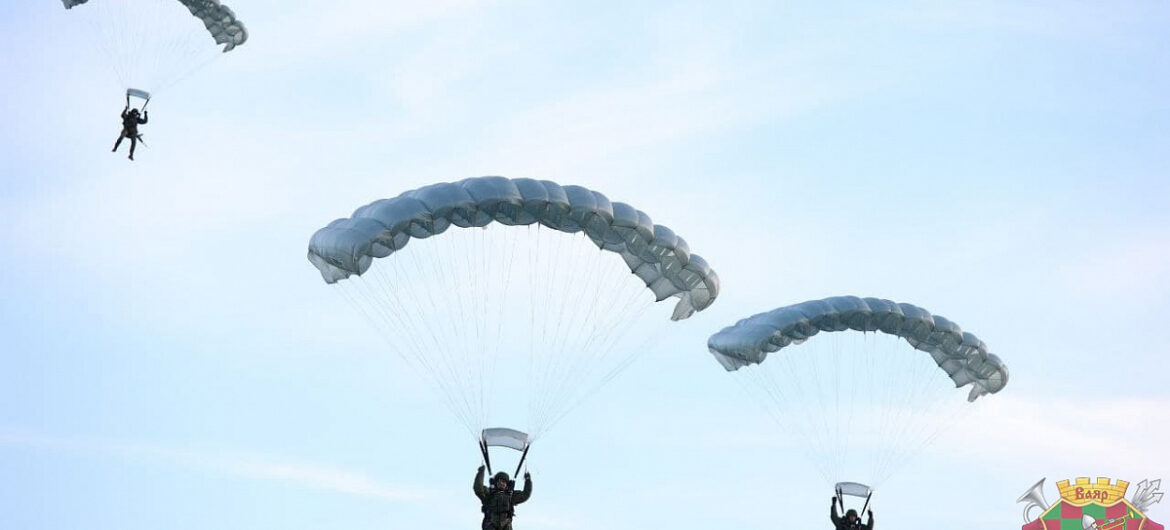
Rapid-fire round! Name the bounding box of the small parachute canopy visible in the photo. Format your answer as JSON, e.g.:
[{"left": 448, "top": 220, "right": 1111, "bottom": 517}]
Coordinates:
[
  {"left": 707, "top": 296, "right": 1008, "bottom": 401},
  {"left": 482, "top": 428, "right": 529, "bottom": 452},
  {"left": 126, "top": 88, "right": 151, "bottom": 101},
  {"left": 62, "top": 0, "right": 247, "bottom": 52},
  {"left": 836, "top": 482, "right": 872, "bottom": 499}
]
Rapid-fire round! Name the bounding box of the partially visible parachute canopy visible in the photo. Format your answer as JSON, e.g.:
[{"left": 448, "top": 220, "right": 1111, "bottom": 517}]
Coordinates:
[
  {"left": 308, "top": 176, "right": 720, "bottom": 320},
  {"left": 62, "top": 0, "right": 248, "bottom": 52},
  {"left": 707, "top": 296, "right": 1008, "bottom": 401}
]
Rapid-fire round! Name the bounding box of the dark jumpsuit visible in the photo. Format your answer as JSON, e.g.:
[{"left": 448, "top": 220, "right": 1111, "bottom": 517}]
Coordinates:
[
  {"left": 474, "top": 468, "right": 532, "bottom": 530},
  {"left": 831, "top": 504, "right": 873, "bottom": 530},
  {"left": 113, "top": 109, "right": 148, "bottom": 159}
]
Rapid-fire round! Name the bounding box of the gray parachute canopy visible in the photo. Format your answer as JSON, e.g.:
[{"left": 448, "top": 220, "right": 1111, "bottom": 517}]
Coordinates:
[
  {"left": 307, "top": 176, "right": 720, "bottom": 320},
  {"left": 707, "top": 296, "right": 1008, "bottom": 400},
  {"left": 62, "top": 0, "right": 248, "bottom": 52}
]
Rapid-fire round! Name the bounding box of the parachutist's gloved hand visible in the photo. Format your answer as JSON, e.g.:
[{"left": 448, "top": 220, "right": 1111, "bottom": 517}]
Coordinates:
[
  {"left": 868, "top": 510, "right": 873, "bottom": 517},
  {"left": 524, "top": 472, "right": 531, "bottom": 480},
  {"left": 478, "top": 465, "right": 485, "bottom": 472}
]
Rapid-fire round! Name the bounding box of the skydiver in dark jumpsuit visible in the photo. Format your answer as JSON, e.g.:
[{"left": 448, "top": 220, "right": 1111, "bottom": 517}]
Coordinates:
[
  {"left": 831, "top": 498, "right": 873, "bottom": 530},
  {"left": 112, "top": 105, "right": 148, "bottom": 160},
  {"left": 474, "top": 466, "right": 532, "bottom": 530}
]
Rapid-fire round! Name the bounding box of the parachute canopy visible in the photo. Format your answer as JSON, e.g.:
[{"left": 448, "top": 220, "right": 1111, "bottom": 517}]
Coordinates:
[
  {"left": 62, "top": 0, "right": 247, "bottom": 95},
  {"left": 708, "top": 296, "right": 1009, "bottom": 488},
  {"left": 310, "top": 176, "right": 719, "bottom": 443},
  {"left": 309, "top": 176, "right": 719, "bottom": 321},
  {"left": 708, "top": 296, "right": 1008, "bottom": 401},
  {"left": 62, "top": 0, "right": 247, "bottom": 52}
]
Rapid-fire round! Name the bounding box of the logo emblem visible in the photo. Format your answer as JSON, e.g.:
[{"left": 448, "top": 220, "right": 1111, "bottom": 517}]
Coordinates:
[{"left": 1018, "top": 477, "right": 1164, "bottom": 530}]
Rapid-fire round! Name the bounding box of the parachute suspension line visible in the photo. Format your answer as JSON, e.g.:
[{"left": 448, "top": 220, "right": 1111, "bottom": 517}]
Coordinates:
[
  {"left": 361, "top": 237, "right": 479, "bottom": 437},
  {"left": 530, "top": 226, "right": 588, "bottom": 439},
  {"left": 864, "top": 335, "right": 917, "bottom": 485},
  {"left": 473, "top": 226, "right": 491, "bottom": 433},
  {"left": 363, "top": 262, "right": 478, "bottom": 437},
  {"left": 431, "top": 230, "right": 494, "bottom": 434},
  {"left": 538, "top": 288, "right": 656, "bottom": 437},
  {"left": 524, "top": 224, "right": 555, "bottom": 440},
  {"left": 517, "top": 226, "right": 664, "bottom": 440},
  {"left": 70, "top": 0, "right": 236, "bottom": 97},
  {"left": 490, "top": 225, "right": 522, "bottom": 429},
  {"left": 530, "top": 239, "right": 652, "bottom": 437},
  {"left": 537, "top": 228, "right": 597, "bottom": 437},
  {"left": 733, "top": 331, "right": 971, "bottom": 487},
  {"left": 871, "top": 332, "right": 914, "bottom": 485},
  {"left": 531, "top": 233, "right": 607, "bottom": 433},
  {"left": 129, "top": 0, "right": 212, "bottom": 92},
  {"left": 441, "top": 229, "right": 479, "bottom": 430},
  {"left": 566, "top": 241, "right": 653, "bottom": 436},
  {"left": 733, "top": 362, "right": 830, "bottom": 483},
  {"left": 76, "top": 5, "right": 130, "bottom": 90},
  {"left": 874, "top": 337, "right": 971, "bottom": 485},
  {"left": 331, "top": 219, "right": 680, "bottom": 445},
  {"left": 335, "top": 272, "right": 477, "bottom": 438},
  {"left": 772, "top": 339, "right": 836, "bottom": 483}
]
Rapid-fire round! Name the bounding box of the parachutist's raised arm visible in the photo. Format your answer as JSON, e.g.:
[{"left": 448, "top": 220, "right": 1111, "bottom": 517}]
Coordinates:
[
  {"left": 865, "top": 510, "right": 874, "bottom": 530},
  {"left": 138, "top": 111, "right": 148, "bottom": 124},
  {"left": 473, "top": 465, "right": 487, "bottom": 501},
  {"left": 513, "top": 472, "right": 532, "bottom": 504},
  {"left": 830, "top": 498, "right": 842, "bottom": 526}
]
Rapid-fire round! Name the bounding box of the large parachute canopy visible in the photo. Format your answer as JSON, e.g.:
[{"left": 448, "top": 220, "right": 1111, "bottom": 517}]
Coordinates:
[
  {"left": 309, "top": 176, "right": 719, "bottom": 446},
  {"left": 707, "top": 296, "right": 1008, "bottom": 489},
  {"left": 62, "top": 0, "right": 247, "bottom": 95}
]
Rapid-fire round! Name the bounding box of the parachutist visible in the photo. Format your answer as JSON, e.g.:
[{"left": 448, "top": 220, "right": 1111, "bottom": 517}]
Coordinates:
[
  {"left": 475, "top": 467, "right": 532, "bottom": 530},
  {"left": 113, "top": 104, "right": 148, "bottom": 161},
  {"left": 831, "top": 499, "right": 874, "bottom": 530}
]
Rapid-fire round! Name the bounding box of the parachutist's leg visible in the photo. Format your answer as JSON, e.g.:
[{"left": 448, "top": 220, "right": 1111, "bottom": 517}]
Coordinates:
[
  {"left": 113, "top": 134, "right": 123, "bottom": 152},
  {"left": 128, "top": 136, "right": 137, "bottom": 160}
]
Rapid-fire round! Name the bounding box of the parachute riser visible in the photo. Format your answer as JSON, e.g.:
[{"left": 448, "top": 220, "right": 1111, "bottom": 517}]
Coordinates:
[
  {"left": 513, "top": 443, "right": 531, "bottom": 478},
  {"left": 479, "top": 439, "right": 493, "bottom": 475}
]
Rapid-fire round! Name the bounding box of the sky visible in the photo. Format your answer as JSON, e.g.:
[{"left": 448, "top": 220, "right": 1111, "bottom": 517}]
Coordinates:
[{"left": 1, "top": 1, "right": 1169, "bottom": 529}]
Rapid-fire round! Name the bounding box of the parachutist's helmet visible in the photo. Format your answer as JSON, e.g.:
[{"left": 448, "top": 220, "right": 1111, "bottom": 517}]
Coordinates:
[
  {"left": 845, "top": 509, "right": 858, "bottom": 519},
  {"left": 492, "top": 472, "right": 510, "bottom": 484}
]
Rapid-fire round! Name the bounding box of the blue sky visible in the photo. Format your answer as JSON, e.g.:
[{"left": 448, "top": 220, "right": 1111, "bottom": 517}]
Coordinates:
[{"left": 1, "top": 1, "right": 1168, "bottom": 529}]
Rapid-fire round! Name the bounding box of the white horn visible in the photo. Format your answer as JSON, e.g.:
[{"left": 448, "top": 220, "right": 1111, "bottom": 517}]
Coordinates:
[{"left": 1017, "top": 478, "right": 1050, "bottom": 523}]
